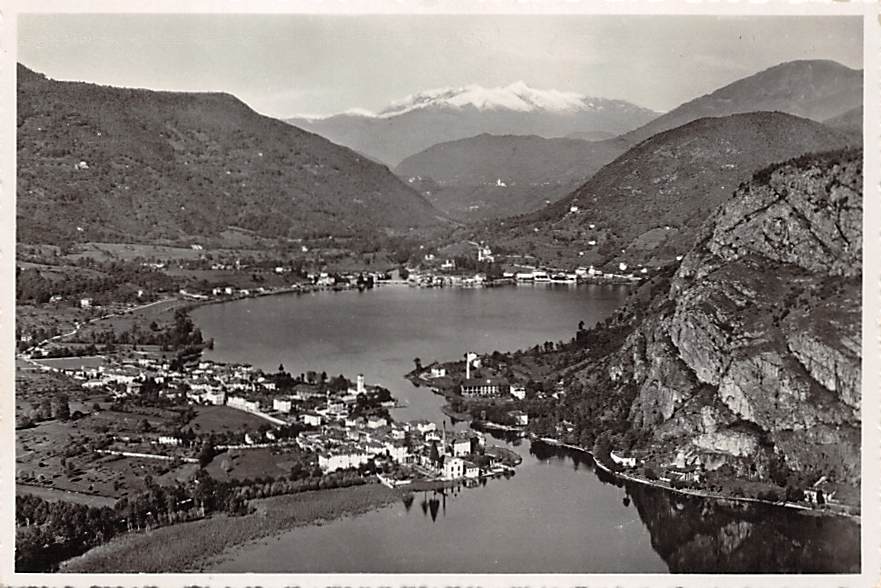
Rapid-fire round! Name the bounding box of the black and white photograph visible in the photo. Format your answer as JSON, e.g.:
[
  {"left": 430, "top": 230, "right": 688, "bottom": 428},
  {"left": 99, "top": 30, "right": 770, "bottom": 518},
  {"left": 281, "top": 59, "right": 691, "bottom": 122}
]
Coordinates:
[{"left": 3, "top": 1, "right": 879, "bottom": 584}]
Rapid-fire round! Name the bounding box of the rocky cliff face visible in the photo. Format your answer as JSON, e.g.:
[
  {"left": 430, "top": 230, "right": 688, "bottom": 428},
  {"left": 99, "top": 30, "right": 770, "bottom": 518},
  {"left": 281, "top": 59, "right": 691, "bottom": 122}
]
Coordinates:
[{"left": 611, "top": 149, "right": 861, "bottom": 486}]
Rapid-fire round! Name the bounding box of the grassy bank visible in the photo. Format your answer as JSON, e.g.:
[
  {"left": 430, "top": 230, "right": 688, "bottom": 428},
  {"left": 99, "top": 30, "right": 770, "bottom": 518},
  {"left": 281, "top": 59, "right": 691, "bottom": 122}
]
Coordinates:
[{"left": 60, "top": 482, "right": 399, "bottom": 573}]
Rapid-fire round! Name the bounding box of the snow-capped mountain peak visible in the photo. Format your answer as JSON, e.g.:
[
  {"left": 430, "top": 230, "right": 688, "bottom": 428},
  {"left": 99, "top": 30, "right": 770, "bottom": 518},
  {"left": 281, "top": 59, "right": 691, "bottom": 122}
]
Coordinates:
[
  {"left": 287, "top": 82, "right": 659, "bottom": 165},
  {"left": 378, "top": 82, "right": 595, "bottom": 117},
  {"left": 293, "top": 82, "right": 615, "bottom": 120}
]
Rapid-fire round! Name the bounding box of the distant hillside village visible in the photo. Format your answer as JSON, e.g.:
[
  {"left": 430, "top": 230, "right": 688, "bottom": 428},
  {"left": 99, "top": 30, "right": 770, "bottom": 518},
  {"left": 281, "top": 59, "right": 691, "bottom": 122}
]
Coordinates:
[{"left": 400, "top": 240, "right": 649, "bottom": 289}]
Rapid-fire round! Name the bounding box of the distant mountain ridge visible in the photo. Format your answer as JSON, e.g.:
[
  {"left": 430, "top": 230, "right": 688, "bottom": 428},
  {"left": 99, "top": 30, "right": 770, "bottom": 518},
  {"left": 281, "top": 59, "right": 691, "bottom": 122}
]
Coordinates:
[
  {"left": 340, "top": 81, "right": 637, "bottom": 118},
  {"left": 395, "top": 133, "right": 624, "bottom": 220},
  {"left": 620, "top": 60, "right": 862, "bottom": 146},
  {"left": 16, "top": 64, "right": 445, "bottom": 245},
  {"left": 386, "top": 60, "right": 862, "bottom": 223},
  {"left": 286, "top": 82, "right": 658, "bottom": 165},
  {"left": 475, "top": 111, "right": 854, "bottom": 268}
]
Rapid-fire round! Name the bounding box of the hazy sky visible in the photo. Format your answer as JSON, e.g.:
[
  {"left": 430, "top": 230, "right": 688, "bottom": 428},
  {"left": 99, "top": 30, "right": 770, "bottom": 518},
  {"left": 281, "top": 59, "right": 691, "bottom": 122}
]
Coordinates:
[{"left": 18, "top": 14, "right": 862, "bottom": 117}]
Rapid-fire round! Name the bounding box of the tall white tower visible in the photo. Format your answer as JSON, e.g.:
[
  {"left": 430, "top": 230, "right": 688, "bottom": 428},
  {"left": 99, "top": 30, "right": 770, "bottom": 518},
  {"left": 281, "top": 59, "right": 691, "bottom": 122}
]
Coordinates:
[
  {"left": 465, "top": 352, "right": 478, "bottom": 380},
  {"left": 357, "top": 374, "right": 365, "bottom": 394}
]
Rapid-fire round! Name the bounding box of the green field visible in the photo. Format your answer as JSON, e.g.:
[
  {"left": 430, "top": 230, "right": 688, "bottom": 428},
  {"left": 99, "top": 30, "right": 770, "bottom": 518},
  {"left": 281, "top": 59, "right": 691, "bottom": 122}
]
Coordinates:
[
  {"left": 16, "top": 483, "right": 118, "bottom": 508},
  {"left": 16, "top": 406, "right": 193, "bottom": 498},
  {"left": 189, "top": 405, "right": 269, "bottom": 435},
  {"left": 70, "top": 297, "right": 190, "bottom": 344},
  {"left": 33, "top": 356, "right": 108, "bottom": 370},
  {"left": 204, "top": 447, "right": 309, "bottom": 482}
]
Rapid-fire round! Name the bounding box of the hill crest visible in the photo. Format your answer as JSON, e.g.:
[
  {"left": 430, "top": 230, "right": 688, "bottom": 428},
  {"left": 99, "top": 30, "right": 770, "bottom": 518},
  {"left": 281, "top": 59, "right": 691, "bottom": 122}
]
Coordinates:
[
  {"left": 474, "top": 111, "right": 853, "bottom": 269},
  {"left": 17, "top": 64, "right": 445, "bottom": 245},
  {"left": 619, "top": 59, "right": 861, "bottom": 147}
]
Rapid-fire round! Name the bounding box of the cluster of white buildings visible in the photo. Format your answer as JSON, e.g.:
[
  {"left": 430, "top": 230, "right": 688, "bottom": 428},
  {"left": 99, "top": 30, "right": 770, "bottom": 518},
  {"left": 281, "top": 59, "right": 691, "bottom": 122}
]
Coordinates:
[
  {"left": 404, "top": 271, "right": 480, "bottom": 288},
  {"left": 303, "top": 416, "right": 492, "bottom": 482},
  {"left": 52, "top": 354, "right": 514, "bottom": 484},
  {"left": 51, "top": 357, "right": 285, "bottom": 411}
]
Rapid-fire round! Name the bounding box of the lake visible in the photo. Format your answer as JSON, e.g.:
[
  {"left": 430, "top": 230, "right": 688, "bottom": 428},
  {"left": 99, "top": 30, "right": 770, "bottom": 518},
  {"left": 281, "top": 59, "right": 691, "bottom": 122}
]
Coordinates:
[
  {"left": 194, "top": 283, "right": 630, "bottom": 422},
  {"left": 192, "top": 284, "right": 860, "bottom": 574}
]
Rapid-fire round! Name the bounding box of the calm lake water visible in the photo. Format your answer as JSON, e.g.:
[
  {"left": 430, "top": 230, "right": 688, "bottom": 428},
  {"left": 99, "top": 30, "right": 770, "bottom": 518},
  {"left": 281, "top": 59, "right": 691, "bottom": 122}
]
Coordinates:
[{"left": 192, "top": 284, "right": 860, "bottom": 574}]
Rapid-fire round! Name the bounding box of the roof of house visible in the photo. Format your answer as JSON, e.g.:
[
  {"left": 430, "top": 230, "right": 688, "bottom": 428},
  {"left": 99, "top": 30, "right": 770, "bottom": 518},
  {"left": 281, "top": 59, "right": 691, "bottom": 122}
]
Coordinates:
[{"left": 461, "top": 377, "right": 508, "bottom": 387}]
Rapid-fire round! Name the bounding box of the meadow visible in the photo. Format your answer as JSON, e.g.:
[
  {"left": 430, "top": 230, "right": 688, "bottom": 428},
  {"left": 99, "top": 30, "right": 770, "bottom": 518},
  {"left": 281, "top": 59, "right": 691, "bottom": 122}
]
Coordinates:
[
  {"left": 60, "top": 482, "right": 400, "bottom": 573},
  {"left": 189, "top": 405, "right": 270, "bottom": 434}
]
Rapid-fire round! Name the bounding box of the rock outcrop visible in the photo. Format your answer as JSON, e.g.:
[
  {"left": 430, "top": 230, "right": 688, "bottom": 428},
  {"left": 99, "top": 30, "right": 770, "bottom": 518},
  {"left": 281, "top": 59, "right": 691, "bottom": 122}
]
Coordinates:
[{"left": 610, "top": 149, "right": 861, "bottom": 486}]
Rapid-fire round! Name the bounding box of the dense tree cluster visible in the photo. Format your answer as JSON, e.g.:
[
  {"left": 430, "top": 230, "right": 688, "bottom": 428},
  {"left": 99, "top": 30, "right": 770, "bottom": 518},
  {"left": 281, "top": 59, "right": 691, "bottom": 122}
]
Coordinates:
[
  {"left": 350, "top": 387, "right": 393, "bottom": 419},
  {"left": 16, "top": 462, "right": 373, "bottom": 572},
  {"left": 229, "top": 468, "right": 366, "bottom": 501},
  {"left": 16, "top": 495, "right": 120, "bottom": 572},
  {"left": 74, "top": 308, "right": 204, "bottom": 351}
]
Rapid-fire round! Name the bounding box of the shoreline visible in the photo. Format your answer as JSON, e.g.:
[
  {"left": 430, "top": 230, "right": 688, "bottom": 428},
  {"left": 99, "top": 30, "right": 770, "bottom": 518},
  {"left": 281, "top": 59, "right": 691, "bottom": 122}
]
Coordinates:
[
  {"left": 37, "top": 281, "right": 857, "bottom": 574},
  {"left": 532, "top": 436, "right": 861, "bottom": 522},
  {"left": 60, "top": 482, "right": 402, "bottom": 573}
]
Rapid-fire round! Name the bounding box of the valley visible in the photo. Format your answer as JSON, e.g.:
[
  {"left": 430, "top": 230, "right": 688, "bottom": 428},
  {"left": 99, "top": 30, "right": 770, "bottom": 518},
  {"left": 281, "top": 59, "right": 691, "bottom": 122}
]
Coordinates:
[{"left": 13, "top": 36, "right": 865, "bottom": 577}]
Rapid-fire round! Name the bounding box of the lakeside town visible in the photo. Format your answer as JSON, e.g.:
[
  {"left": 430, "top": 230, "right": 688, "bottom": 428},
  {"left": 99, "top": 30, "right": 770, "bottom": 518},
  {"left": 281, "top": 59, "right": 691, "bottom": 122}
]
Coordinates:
[
  {"left": 14, "top": 226, "right": 859, "bottom": 575},
  {"left": 12, "top": 12, "right": 868, "bottom": 577},
  {"left": 20, "top": 349, "right": 521, "bottom": 484},
  {"left": 17, "top": 249, "right": 857, "bottom": 519}
]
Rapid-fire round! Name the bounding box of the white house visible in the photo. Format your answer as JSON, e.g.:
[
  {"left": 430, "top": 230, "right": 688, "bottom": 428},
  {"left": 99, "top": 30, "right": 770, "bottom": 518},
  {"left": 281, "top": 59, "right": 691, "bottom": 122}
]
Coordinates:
[
  {"left": 451, "top": 437, "right": 471, "bottom": 457},
  {"left": 302, "top": 413, "right": 322, "bottom": 427},
  {"left": 319, "top": 448, "right": 371, "bottom": 472},
  {"left": 609, "top": 450, "right": 638, "bottom": 468},
  {"left": 203, "top": 390, "right": 226, "bottom": 406},
  {"left": 510, "top": 410, "right": 528, "bottom": 427},
  {"left": 413, "top": 420, "right": 437, "bottom": 435},
  {"left": 227, "top": 395, "right": 259, "bottom": 413},
  {"left": 384, "top": 440, "right": 409, "bottom": 463},
  {"left": 367, "top": 416, "right": 388, "bottom": 429},
  {"left": 273, "top": 398, "right": 293, "bottom": 413},
  {"left": 464, "top": 461, "right": 480, "bottom": 479},
  {"left": 509, "top": 385, "right": 527, "bottom": 400},
  {"left": 430, "top": 366, "right": 447, "bottom": 378},
  {"left": 345, "top": 416, "right": 364, "bottom": 429},
  {"left": 443, "top": 457, "right": 465, "bottom": 480},
  {"left": 804, "top": 477, "right": 837, "bottom": 504},
  {"left": 461, "top": 377, "right": 506, "bottom": 397}
]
